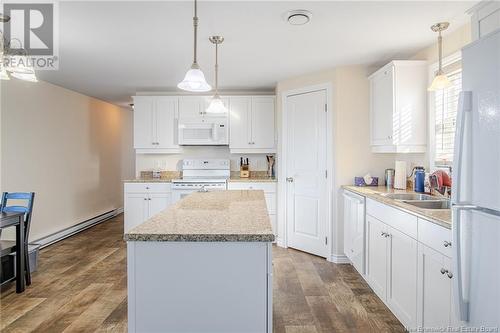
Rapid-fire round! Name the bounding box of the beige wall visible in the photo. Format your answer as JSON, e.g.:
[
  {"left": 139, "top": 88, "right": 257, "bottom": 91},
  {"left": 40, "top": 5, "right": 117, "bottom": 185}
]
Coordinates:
[
  {"left": 1, "top": 79, "right": 134, "bottom": 242},
  {"left": 276, "top": 66, "right": 395, "bottom": 256}
]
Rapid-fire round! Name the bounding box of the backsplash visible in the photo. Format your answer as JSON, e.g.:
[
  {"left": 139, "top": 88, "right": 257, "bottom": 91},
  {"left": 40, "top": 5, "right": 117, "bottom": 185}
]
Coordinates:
[{"left": 135, "top": 146, "right": 274, "bottom": 177}]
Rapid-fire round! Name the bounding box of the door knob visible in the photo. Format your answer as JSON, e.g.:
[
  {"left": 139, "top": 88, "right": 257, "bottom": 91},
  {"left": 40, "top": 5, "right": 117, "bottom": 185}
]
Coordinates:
[{"left": 286, "top": 177, "right": 294, "bottom": 183}]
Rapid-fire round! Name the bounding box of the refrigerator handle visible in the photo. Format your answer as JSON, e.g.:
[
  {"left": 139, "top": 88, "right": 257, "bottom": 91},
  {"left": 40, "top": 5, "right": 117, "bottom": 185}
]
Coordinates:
[
  {"left": 451, "top": 91, "right": 472, "bottom": 204},
  {"left": 452, "top": 205, "right": 473, "bottom": 322}
]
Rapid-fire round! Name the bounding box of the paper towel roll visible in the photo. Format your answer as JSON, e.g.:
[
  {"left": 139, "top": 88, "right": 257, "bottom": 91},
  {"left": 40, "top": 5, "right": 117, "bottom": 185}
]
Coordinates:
[{"left": 394, "top": 161, "right": 407, "bottom": 190}]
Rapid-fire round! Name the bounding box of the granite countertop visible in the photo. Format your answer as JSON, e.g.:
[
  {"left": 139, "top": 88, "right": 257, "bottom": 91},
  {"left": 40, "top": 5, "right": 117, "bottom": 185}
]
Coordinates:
[
  {"left": 342, "top": 185, "right": 451, "bottom": 229},
  {"left": 229, "top": 173, "right": 276, "bottom": 183},
  {"left": 124, "top": 190, "right": 275, "bottom": 242}
]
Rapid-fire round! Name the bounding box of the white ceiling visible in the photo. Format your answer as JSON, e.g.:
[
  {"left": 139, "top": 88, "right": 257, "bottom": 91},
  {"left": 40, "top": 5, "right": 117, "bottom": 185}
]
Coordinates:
[{"left": 37, "top": 1, "right": 474, "bottom": 106}]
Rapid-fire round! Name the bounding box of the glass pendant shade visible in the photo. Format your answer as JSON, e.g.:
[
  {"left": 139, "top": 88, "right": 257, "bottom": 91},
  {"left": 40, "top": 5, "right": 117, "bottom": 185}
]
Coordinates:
[
  {"left": 428, "top": 73, "right": 451, "bottom": 91},
  {"left": 206, "top": 95, "right": 227, "bottom": 114},
  {"left": 5, "top": 55, "right": 35, "bottom": 74},
  {"left": 0, "top": 65, "right": 10, "bottom": 80},
  {"left": 177, "top": 64, "right": 211, "bottom": 92}
]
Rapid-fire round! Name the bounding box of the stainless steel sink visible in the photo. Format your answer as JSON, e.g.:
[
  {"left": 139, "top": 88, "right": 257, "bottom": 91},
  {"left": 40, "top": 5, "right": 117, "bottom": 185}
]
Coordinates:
[
  {"left": 381, "top": 193, "right": 437, "bottom": 201},
  {"left": 402, "top": 200, "right": 451, "bottom": 209}
]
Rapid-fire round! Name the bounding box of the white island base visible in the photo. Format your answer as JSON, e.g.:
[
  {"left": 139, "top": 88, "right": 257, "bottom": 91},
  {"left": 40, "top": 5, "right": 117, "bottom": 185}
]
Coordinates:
[{"left": 127, "top": 241, "right": 272, "bottom": 333}]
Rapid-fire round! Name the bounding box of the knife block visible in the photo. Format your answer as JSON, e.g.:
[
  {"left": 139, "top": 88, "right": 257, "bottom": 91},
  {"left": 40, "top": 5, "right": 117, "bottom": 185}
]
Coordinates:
[{"left": 240, "top": 165, "right": 249, "bottom": 178}]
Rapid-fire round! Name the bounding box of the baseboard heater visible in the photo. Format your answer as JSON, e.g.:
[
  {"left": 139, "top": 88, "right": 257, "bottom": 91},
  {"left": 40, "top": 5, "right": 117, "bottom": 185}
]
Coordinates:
[{"left": 33, "top": 208, "right": 123, "bottom": 249}]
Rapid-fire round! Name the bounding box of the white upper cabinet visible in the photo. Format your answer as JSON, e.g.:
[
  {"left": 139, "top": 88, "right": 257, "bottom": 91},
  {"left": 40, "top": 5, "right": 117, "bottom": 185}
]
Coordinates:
[
  {"left": 179, "top": 96, "right": 229, "bottom": 120},
  {"left": 133, "top": 96, "right": 181, "bottom": 154},
  {"left": 469, "top": 1, "right": 500, "bottom": 41},
  {"left": 229, "top": 97, "right": 251, "bottom": 149},
  {"left": 229, "top": 96, "right": 276, "bottom": 153},
  {"left": 369, "top": 61, "right": 427, "bottom": 153}
]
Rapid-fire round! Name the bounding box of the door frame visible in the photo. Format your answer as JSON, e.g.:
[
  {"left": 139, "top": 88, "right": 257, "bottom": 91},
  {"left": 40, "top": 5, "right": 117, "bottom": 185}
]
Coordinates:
[{"left": 278, "top": 83, "right": 335, "bottom": 260}]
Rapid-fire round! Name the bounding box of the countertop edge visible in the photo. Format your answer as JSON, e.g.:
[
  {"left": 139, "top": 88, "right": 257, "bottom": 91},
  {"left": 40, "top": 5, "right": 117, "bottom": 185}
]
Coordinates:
[
  {"left": 342, "top": 185, "right": 451, "bottom": 229},
  {"left": 124, "top": 233, "right": 275, "bottom": 242}
]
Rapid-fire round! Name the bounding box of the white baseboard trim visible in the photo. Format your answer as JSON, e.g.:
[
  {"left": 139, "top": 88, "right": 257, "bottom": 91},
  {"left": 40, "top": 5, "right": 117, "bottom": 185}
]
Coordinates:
[
  {"left": 328, "top": 253, "right": 351, "bottom": 264},
  {"left": 34, "top": 208, "right": 123, "bottom": 249},
  {"left": 276, "top": 238, "right": 286, "bottom": 248}
]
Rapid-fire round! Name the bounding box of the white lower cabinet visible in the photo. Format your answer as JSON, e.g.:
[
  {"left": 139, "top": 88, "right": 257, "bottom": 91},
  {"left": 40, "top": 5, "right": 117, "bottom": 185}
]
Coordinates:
[
  {"left": 362, "top": 198, "right": 452, "bottom": 330},
  {"left": 417, "top": 243, "right": 453, "bottom": 329},
  {"left": 124, "top": 183, "right": 172, "bottom": 232},
  {"left": 227, "top": 182, "right": 277, "bottom": 237},
  {"left": 366, "top": 215, "right": 388, "bottom": 299},
  {"left": 386, "top": 225, "right": 418, "bottom": 328}
]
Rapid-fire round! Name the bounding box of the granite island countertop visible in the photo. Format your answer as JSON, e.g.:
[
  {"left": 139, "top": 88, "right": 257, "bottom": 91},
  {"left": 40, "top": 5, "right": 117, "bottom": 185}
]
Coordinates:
[
  {"left": 342, "top": 185, "right": 452, "bottom": 229},
  {"left": 124, "top": 190, "right": 275, "bottom": 242}
]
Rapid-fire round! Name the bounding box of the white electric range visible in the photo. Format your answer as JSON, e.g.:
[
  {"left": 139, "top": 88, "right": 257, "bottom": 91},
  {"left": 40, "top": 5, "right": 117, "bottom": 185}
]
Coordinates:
[{"left": 171, "top": 159, "right": 230, "bottom": 203}]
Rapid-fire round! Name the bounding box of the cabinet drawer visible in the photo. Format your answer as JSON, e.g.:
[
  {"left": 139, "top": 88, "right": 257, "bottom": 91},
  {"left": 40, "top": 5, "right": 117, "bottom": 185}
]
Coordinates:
[
  {"left": 227, "top": 182, "right": 276, "bottom": 193},
  {"left": 417, "top": 218, "right": 452, "bottom": 257},
  {"left": 366, "top": 198, "right": 417, "bottom": 239},
  {"left": 124, "top": 183, "right": 172, "bottom": 193}
]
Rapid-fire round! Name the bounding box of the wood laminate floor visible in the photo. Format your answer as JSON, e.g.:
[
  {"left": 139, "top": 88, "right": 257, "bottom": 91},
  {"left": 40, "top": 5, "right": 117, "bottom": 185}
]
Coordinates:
[{"left": 0, "top": 214, "right": 404, "bottom": 332}]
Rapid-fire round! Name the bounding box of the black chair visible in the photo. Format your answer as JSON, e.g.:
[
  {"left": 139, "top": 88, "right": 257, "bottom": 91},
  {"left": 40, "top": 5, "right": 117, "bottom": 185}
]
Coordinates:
[{"left": 0, "top": 192, "right": 35, "bottom": 286}]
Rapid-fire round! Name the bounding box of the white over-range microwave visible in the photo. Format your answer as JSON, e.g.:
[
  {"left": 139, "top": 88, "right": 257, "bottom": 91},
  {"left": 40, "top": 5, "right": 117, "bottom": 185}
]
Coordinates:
[{"left": 178, "top": 117, "right": 228, "bottom": 145}]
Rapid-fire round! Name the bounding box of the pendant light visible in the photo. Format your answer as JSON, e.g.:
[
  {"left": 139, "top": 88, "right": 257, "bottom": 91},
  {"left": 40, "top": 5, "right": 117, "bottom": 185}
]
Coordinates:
[
  {"left": 206, "top": 36, "right": 227, "bottom": 114},
  {"left": 428, "top": 22, "right": 451, "bottom": 91},
  {"left": 177, "top": 0, "right": 211, "bottom": 92}
]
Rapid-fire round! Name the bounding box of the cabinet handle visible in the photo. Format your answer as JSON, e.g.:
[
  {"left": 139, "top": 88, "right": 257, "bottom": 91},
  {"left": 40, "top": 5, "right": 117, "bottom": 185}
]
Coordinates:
[
  {"left": 385, "top": 233, "right": 391, "bottom": 238},
  {"left": 148, "top": 198, "right": 151, "bottom": 201},
  {"left": 447, "top": 271, "right": 453, "bottom": 279},
  {"left": 144, "top": 198, "right": 147, "bottom": 201},
  {"left": 440, "top": 268, "right": 448, "bottom": 275},
  {"left": 381, "top": 232, "right": 387, "bottom": 237},
  {"left": 443, "top": 241, "right": 452, "bottom": 248},
  {"left": 146, "top": 187, "right": 150, "bottom": 189}
]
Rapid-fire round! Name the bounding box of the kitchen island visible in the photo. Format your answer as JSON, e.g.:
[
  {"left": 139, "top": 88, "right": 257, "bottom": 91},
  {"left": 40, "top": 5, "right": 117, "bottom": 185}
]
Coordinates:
[{"left": 125, "top": 190, "right": 275, "bottom": 333}]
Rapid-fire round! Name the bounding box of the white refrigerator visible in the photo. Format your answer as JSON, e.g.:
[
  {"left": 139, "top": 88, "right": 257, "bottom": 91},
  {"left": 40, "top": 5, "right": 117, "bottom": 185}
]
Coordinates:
[{"left": 452, "top": 28, "right": 500, "bottom": 328}]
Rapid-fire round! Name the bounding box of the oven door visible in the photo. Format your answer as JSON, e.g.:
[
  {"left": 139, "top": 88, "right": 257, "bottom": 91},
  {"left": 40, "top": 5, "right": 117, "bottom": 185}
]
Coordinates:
[{"left": 178, "top": 119, "right": 228, "bottom": 146}]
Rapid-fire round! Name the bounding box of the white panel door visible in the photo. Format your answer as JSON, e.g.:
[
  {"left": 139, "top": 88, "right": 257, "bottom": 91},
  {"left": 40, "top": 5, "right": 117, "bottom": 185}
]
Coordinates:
[
  {"left": 148, "top": 193, "right": 172, "bottom": 218},
  {"left": 155, "top": 97, "right": 179, "bottom": 149},
  {"left": 179, "top": 96, "right": 203, "bottom": 119},
  {"left": 386, "top": 226, "right": 418, "bottom": 328},
  {"left": 124, "top": 193, "right": 148, "bottom": 233},
  {"left": 371, "top": 65, "right": 394, "bottom": 146},
  {"left": 133, "top": 96, "right": 155, "bottom": 148},
  {"left": 286, "top": 90, "right": 327, "bottom": 257},
  {"left": 229, "top": 97, "right": 251, "bottom": 149},
  {"left": 251, "top": 97, "right": 275, "bottom": 149},
  {"left": 417, "top": 243, "right": 452, "bottom": 329},
  {"left": 366, "top": 215, "right": 388, "bottom": 300},
  {"left": 461, "top": 31, "right": 500, "bottom": 211}
]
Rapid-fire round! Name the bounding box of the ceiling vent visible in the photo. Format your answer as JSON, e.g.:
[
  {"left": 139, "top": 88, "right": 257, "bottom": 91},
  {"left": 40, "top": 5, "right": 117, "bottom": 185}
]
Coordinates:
[{"left": 285, "top": 10, "right": 312, "bottom": 26}]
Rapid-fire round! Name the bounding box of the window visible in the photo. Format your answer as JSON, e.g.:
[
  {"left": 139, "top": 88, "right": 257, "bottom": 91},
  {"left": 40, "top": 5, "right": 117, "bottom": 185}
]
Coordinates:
[{"left": 431, "top": 56, "right": 462, "bottom": 166}]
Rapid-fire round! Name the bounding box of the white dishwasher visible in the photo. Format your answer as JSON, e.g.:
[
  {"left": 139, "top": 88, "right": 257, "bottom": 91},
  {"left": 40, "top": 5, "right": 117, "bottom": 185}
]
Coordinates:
[{"left": 343, "top": 190, "right": 366, "bottom": 275}]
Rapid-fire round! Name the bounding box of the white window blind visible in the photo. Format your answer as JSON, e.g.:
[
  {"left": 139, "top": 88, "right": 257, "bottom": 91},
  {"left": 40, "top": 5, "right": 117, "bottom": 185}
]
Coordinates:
[{"left": 433, "top": 61, "right": 462, "bottom": 165}]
